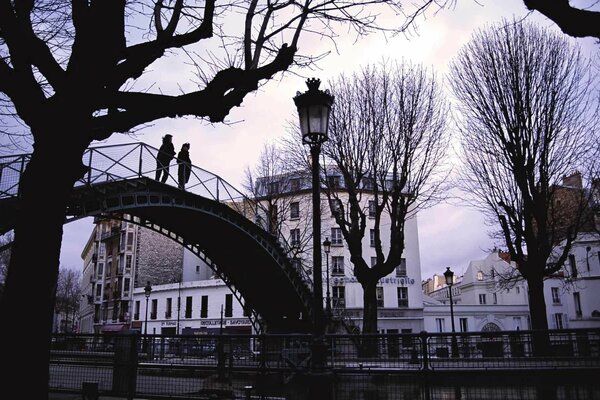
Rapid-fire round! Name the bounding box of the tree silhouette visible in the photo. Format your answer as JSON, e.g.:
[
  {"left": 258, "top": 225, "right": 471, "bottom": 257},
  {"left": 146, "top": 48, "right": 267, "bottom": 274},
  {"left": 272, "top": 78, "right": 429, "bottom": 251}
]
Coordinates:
[
  {"left": 0, "top": 1, "right": 419, "bottom": 395},
  {"left": 449, "top": 19, "right": 598, "bottom": 334}
]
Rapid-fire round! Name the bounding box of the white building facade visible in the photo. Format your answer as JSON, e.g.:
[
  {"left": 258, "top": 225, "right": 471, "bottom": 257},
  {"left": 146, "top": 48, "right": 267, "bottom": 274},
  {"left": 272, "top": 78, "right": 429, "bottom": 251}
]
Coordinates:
[
  {"left": 545, "top": 232, "right": 600, "bottom": 329},
  {"left": 255, "top": 171, "right": 424, "bottom": 334},
  {"left": 424, "top": 251, "right": 531, "bottom": 333}
]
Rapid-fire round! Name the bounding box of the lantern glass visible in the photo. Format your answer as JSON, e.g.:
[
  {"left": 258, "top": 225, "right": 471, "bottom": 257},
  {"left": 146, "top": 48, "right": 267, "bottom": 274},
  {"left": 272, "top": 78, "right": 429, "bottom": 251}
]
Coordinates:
[{"left": 444, "top": 267, "right": 454, "bottom": 286}]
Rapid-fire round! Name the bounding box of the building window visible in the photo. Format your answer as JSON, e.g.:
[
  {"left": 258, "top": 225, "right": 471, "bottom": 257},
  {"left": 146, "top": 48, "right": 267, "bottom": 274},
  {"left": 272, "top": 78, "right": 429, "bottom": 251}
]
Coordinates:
[
  {"left": 516, "top": 286, "right": 520, "bottom": 294},
  {"left": 185, "top": 296, "right": 193, "bottom": 318},
  {"left": 362, "top": 177, "right": 375, "bottom": 190},
  {"left": 268, "top": 181, "right": 280, "bottom": 195},
  {"left": 201, "top": 296, "right": 208, "bottom": 318},
  {"left": 123, "top": 278, "right": 130, "bottom": 295},
  {"left": 332, "top": 256, "right": 344, "bottom": 275},
  {"left": 290, "top": 228, "right": 300, "bottom": 247},
  {"left": 289, "top": 178, "right": 301, "bottom": 192},
  {"left": 436, "top": 318, "right": 445, "bottom": 333},
  {"left": 127, "top": 232, "right": 134, "bottom": 251},
  {"left": 554, "top": 313, "right": 564, "bottom": 329},
  {"left": 396, "top": 258, "right": 407, "bottom": 276},
  {"left": 376, "top": 287, "right": 384, "bottom": 307},
  {"left": 165, "top": 298, "right": 172, "bottom": 319},
  {"left": 196, "top": 264, "right": 201, "bottom": 273},
  {"left": 291, "top": 258, "right": 302, "bottom": 272},
  {"left": 330, "top": 199, "right": 342, "bottom": 216},
  {"left": 331, "top": 228, "right": 343, "bottom": 245},
  {"left": 97, "top": 263, "right": 104, "bottom": 278},
  {"left": 574, "top": 292, "right": 582, "bottom": 318},
  {"left": 551, "top": 287, "right": 561, "bottom": 304},
  {"left": 134, "top": 301, "right": 140, "bottom": 320},
  {"left": 459, "top": 318, "right": 468, "bottom": 332},
  {"left": 370, "top": 229, "right": 376, "bottom": 247},
  {"left": 478, "top": 294, "right": 486, "bottom": 305},
  {"left": 125, "top": 255, "right": 132, "bottom": 273},
  {"left": 368, "top": 200, "right": 376, "bottom": 217},
  {"left": 332, "top": 286, "right": 345, "bottom": 308},
  {"left": 477, "top": 271, "right": 484, "bottom": 281},
  {"left": 397, "top": 287, "right": 408, "bottom": 307},
  {"left": 290, "top": 202, "right": 300, "bottom": 219},
  {"left": 151, "top": 299, "right": 157, "bottom": 320},
  {"left": 569, "top": 254, "right": 577, "bottom": 278},
  {"left": 492, "top": 293, "right": 497, "bottom": 304},
  {"left": 225, "top": 294, "right": 233, "bottom": 317},
  {"left": 328, "top": 175, "right": 341, "bottom": 189},
  {"left": 371, "top": 257, "right": 377, "bottom": 267}
]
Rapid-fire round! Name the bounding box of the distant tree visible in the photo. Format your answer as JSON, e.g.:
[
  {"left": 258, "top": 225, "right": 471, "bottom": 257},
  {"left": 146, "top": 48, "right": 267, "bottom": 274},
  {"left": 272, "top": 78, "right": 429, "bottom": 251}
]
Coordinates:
[
  {"left": 243, "top": 144, "right": 316, "bottom": 262},
  {"left": 54, "top": 268, "right": 82, "bottom": 333},
  {"left": 0, "top": 1, "right": 428, "bottom": 395},
  {"left": 450, "top": 19, "right": 598, "bottom": 334}
]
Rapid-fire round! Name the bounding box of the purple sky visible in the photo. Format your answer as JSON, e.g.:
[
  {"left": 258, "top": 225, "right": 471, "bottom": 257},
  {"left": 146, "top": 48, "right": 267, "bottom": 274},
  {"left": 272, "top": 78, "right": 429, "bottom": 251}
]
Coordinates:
[{"left": 58, "top": 0, "right": 598, "bottom": 281}]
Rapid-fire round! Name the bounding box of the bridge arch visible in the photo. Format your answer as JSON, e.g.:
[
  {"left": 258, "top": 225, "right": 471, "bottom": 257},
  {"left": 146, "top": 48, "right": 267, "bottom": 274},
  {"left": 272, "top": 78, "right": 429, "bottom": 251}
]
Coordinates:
[{"left": 0, "top": 143, "right": 314, "bottom": 333}]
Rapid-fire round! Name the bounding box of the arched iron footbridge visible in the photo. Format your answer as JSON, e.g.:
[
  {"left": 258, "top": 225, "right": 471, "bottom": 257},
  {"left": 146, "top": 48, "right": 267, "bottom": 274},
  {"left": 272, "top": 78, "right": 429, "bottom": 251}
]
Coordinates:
[{"left": 0, "top": 142, "right": 314, "bottom": 334}]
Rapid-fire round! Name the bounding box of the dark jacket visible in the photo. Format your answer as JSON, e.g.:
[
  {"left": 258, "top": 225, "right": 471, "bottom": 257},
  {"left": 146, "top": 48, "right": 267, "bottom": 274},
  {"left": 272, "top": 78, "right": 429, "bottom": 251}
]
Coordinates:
[
  {"left": 157, "top": 142, "right": 176, "bottom": 163},
  {"left": 177, "top": 149, "right": 192, "bottom": 184}
]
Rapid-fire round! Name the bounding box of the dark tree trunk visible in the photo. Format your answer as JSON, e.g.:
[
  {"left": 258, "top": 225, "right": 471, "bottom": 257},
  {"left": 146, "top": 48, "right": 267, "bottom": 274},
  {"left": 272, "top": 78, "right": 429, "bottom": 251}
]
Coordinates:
[
  {"left": 527, "top": 273, "right": 549, "bottom": 330},
  {"left": 0, "top": 136, "right": 89, "bottom": 398},
  {"left": 362, "top": 282, "right": 378, "bottom": 334},
  {"left": 527, "top": 273, "right": 551, "bottom": 356}
]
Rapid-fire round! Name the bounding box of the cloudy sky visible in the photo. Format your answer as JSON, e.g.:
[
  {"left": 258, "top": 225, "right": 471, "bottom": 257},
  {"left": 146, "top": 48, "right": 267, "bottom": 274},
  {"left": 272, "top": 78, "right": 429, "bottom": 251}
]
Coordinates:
[{"left": 58, "top": 0, "right": 598, "bottom": 280}]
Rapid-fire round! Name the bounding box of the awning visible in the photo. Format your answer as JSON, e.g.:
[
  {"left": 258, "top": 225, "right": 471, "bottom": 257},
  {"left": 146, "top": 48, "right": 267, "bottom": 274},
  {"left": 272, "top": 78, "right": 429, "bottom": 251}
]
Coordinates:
[{"left": 101, "top": 324, "right": 127, "bottom": 332}]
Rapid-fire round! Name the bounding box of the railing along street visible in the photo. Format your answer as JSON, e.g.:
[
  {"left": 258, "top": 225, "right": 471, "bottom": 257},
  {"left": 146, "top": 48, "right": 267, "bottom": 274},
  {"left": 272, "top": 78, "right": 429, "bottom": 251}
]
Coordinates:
[{"left": 50, "top": 328, "right": 600, "bottom": 399}]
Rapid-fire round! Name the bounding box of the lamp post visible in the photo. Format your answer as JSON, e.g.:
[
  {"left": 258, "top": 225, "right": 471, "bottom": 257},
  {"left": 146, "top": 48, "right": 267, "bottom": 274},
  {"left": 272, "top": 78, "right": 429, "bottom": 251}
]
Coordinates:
[
  {"left": 443, "top": 267, "right": 459, "bottom": 358},
  {"left": 323, "top": 237, "right": 332, "bottom": 315},
  {"left": 294, "top": 77, "right": 334, "bottom": 369},
  {"left": 176, "top": 279, "right": 182, "bottom": 335},
  {"left": 143, "top": 281, "right": 152, "bottom": 353}
]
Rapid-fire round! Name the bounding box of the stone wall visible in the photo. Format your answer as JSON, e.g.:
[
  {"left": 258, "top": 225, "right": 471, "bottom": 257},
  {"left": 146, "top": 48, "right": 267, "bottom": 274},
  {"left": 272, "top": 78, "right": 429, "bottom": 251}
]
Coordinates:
[{"left": 134, "top": 227, "right": 183, "bottom": 288}]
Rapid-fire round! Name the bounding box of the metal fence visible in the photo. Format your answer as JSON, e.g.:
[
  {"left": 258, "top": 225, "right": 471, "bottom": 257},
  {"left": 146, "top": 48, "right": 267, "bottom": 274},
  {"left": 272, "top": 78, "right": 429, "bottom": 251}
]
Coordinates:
[{"left": 49, "top": 329, "right": 600, "bottom": 399}]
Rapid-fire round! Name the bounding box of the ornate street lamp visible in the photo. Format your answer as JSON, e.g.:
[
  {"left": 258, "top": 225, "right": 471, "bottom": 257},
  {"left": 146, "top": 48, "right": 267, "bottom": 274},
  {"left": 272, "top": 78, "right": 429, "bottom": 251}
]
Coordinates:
[
  {"left": 294, "top": 77, "right": 334, "bottom": 368},
  {"left": 323, "top": 237, "right": 332, "bottom": 315},
  {"left": 143, "top": 281, "right": 152, "bottom": 352},
  {"left": 444, "top": 267, "right": 459, "bottom": 358}
]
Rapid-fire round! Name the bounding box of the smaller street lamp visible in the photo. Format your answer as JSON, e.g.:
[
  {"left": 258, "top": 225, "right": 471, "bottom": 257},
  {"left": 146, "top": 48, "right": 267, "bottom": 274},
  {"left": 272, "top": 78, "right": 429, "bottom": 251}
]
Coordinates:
[
  {"left": 443, "top": 268, "right": 459, "bottom": 358},
  {"left": 323, "top": 237, "right": 332, "bottom": 315},
  {"left": 143, "top": 281, "right": 152, "bottom": 353}
]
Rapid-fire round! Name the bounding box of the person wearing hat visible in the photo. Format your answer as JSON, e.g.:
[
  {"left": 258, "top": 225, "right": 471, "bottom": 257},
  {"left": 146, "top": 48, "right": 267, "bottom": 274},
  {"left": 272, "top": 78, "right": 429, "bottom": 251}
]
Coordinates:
[
  {"left": 156, "top": 134, "right": 176, "bottom": 183},
  {"left": 177, "top": 142, "right": 192, "bottom": 190}
]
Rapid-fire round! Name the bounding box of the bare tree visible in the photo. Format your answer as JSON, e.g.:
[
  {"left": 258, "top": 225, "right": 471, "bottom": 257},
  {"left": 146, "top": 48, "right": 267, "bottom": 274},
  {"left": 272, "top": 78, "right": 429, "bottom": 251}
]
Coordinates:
[
  {"left": 243, "top": 143, "right": 315, "bottom": 261},
  {"left": 0, "top": 1, "right": 434, "bottom": 393},
  {"left": 54, "top": 267, "right": 82, "bottom": 333},
  {"left": 450, "top": 19, "right": 598, "bottom": 335},
  {"left": 320, "top": 60, "right": 450, "bottom": 334},
  {"left": 413, "top": 0, "right": 600, "bottom": 41}
]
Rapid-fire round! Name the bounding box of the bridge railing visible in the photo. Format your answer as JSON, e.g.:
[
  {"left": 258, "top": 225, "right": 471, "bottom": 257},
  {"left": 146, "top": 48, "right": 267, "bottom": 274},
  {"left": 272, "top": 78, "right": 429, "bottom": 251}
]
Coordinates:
[{"left": 0, "top": 143, "right": 314, "bottom": 288}]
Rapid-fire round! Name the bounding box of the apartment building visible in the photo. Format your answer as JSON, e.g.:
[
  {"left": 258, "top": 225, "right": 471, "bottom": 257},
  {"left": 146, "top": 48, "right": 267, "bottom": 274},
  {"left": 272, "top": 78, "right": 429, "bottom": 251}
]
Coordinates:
[{"left": 253, "top": 170, "right": 424, "bottom": 334}]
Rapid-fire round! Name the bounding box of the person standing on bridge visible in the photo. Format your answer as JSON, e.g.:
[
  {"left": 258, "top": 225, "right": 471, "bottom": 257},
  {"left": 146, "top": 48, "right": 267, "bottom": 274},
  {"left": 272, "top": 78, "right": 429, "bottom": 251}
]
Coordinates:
[
  {"left": 155, "top": 134, "right": 176, "bottom": 183},
  {"left": 177, "top": 142, "right": 192, "bottom": 190}
]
